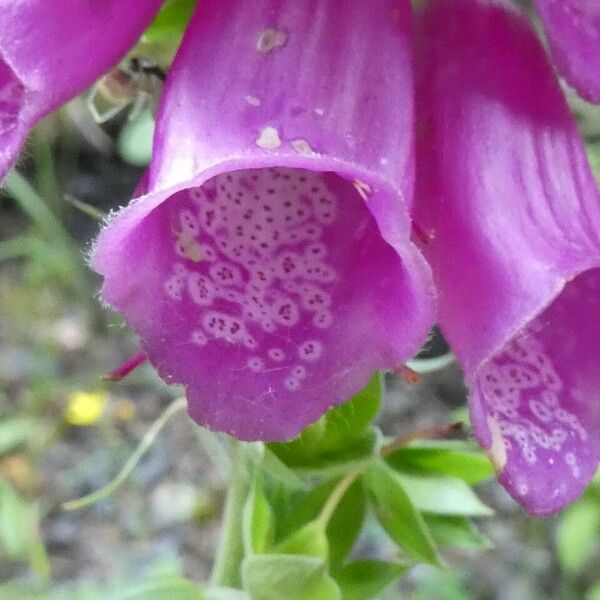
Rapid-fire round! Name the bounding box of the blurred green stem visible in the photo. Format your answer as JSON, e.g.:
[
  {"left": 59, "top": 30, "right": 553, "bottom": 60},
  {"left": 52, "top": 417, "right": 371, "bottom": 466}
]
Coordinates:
[
  {"left": 31, "top": 121, "right": 61, "bottom": 215},
  {"left": 4, "top": 170, "right": 90, "bottom": 305},
  {"left": 210, "top": 441, "right": 249, "bottom": 588}
]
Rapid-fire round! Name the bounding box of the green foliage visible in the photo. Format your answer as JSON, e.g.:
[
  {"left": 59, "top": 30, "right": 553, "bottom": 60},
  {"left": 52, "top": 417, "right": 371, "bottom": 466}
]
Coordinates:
[
  {"left": 334, "top": 560, "right": 407, "bottom": 600},
  {"left": 557, "top": 498, "right": 600, "bottom": 572},
  {"left": 243, "top": 473, "right": 274, "bottom": 555},
  {"left": 268, "top": 374, "right": 381, "bottom": 471},
  {"left": 0, "top": 476, "right": 49, "bottom": 577},
  {"left": 142, "top": 0, "right": 197, "bottom": 45},
  {"left": 107, "top": 578, "right": 206, "bottom": 600},
  {"left": 388, "top": 472, "right": 493, "bottom": 517},
  {"left": 275, "top": 478, "right": 366, "bottom": 566},
  {"left": 0, "top": 417, "right": 43, "bottom": 455},
  {"left": 242, "top": 555, "right": 341, "bottom": 600},
  {"left": 363, "top": 461, "right": 441, "bottom": 566},
  {"left": 385, "top": 441, "right": 493, "bottom": 484},
  {"left": 424, "top": 515, "right": 490, "bottom": 550}
]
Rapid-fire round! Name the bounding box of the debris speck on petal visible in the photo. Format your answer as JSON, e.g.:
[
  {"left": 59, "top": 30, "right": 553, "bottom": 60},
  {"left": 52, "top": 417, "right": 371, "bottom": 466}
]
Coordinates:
[
  {"left": 256, "top": 27, "right": 287, "bottom": 54},
  {"left": 245, "top": 95, "right": 261, "bottom": 107},
  {"left": 487, "top": 416, "right": 507, "bottom": 471},
  {"left": 353, "top": 179, "right": 372, "bottom": 201},
  {"left": 291, "top": 138, "right": 314, "bottom": 156},
  {"left": 255, "top": 126, "right": 281, "bottom": 149}
]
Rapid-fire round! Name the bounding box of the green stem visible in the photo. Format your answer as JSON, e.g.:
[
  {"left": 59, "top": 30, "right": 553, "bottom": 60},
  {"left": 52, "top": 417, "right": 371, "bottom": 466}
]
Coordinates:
[
  {"left": 31, "top": 121, "right": 61, "bottom": 216},
  {"left": 210, "top": 441, "right": 249, "bottom": 588},
  {"left": 317, "top": 471, "right": 359, "bottom": 528},
  {"left": 62, "top": 398, "right": 187, "bottom": 510}
]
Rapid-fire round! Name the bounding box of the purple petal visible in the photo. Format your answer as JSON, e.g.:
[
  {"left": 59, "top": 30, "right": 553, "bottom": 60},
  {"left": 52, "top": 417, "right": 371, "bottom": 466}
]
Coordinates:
[
  {"left": 415, "top": 0, "right": 600, "bottom": 514},
  {"left": 92, "top": 0, "right": 435, "bottom": 441},
  {"left": 534, "top": 0, "right": 600, "bottom": 103},
  {"left": 0, "top": 0, "right": 162, "bottom": 180}
]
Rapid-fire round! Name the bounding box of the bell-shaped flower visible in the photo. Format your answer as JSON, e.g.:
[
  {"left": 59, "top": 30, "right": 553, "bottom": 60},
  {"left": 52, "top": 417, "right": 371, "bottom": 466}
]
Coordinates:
[
  {"left": 0, "top": 0, "right": 162, "bottom": 180},
  {"left": 414, "top": 0, "right": 600, "bottom": 514},
  {"left": 534, "top": 0, "right": 600, "bottom": 103},
  {"left": 92, "top": 0, "right": 435, "bottom": 441}
]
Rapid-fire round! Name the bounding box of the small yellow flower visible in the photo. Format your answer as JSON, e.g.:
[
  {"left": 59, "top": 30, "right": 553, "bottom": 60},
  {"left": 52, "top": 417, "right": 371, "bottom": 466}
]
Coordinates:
[{"left": 65, "top": 390, "right": 107, "bottom": 426}]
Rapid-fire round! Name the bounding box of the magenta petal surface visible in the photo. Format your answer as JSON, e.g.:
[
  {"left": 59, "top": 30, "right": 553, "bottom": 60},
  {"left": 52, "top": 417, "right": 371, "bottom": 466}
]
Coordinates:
[
  {"left": 0, "top": 0, "right": 162, "bottom": 180},
  {"left": 415, "top": 0, "right": 600, "bottom": 514},
  {"left": 92, "top": 0, "right": 435, "bottom": 441},
  {"left": 534, "top": 0, "right": 600, "bottom": 103}
]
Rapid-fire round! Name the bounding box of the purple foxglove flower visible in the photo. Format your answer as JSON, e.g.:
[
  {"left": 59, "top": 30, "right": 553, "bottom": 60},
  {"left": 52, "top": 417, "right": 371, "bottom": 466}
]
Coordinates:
[
  {"left": 534, "top": 0, "right": 600, "bottom": 103},
  {"left": 92, "top": 0, "right": 435, "bottom": 441},
  {"left": 414, "top": 0, "right": 600, "bottom": 515},
  {"left": 0, "top": 0, "right": 162, "bottom": 180}
]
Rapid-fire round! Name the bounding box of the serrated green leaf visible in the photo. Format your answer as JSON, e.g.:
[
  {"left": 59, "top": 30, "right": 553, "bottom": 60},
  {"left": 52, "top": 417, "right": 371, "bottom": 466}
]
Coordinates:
[
  {"left": 243, "top": 474, "right": 273, "bottom": 554},
  {"left": 424, "top": 515, "right": 491, "bottom": 549},
  {"left": 273, "top": 521, "right": 329, "bottom": 558},
  {"left": 363, "top": 462, "right": 440, "bottom": 566},
  {"left": 277, "top": 478, "right": 366, "bottom": 566},
  {"left": 107, "top": 578, "right": 206, "bottom": 600},
  {"left": 391, "top": 472, "right": 493, "bottom": 517},
  {"left": 242, "top": 555, "right": 341, "bottom": 600},
  {"left": 269, "top": 375, "right": 381, "bottom": 468},
  {"left": 386, "top": 443, "right": 493, "bottom": 484},
  {"left": 557, "top": 499, "right": 600, "bottom": 571},
  {"left": 334, "top": 560, "right": 407, "bottom": 600}
]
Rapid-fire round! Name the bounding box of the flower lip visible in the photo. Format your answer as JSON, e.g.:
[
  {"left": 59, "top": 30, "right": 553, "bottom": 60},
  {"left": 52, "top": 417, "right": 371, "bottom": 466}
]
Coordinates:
[{"left": 93, "top": 162, "right": 435, "bottom": 441}]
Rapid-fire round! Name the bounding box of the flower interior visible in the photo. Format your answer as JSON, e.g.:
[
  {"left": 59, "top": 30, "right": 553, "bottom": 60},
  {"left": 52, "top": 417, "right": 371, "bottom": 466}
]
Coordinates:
[
  {"left": 127, "top": 166, "right": 414, "bottom": 440},
  {"left": 474, "top": 268, "right": 600, "bottom": 514}
]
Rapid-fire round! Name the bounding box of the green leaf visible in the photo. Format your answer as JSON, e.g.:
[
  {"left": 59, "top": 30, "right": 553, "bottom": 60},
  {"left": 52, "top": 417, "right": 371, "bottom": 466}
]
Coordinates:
[
  {"left": 363, "top": 462, "right": 440, "bottom": 566},
  {"left": 243, "top": 474, "right": 273, "bottom": 554},
  {"left": 390, "top": 472, "right": 493, "bottom": 517},
  {"left": 142, "top": 0, "right": 197, "bottom": 45},
  {"left": 118, "top": 110, "right": 155, "bottom": 166},
  {"left": 107, "top": 577, "right": 206, "bottom": 600},
  {"left": 202, "top": 588, "right": 250, "bottom": 600},
  {"left": 249, "top": 444, "right": 309, "bottom": 490},
  {"left": 0, "top": 476, "right": 32, "bottom": 558},
  {"left": 277, "top": 478, "right": 366, "bottom": 566},
  {"left": 269, "top": 375, "right": 381, "bottom": 468},
  {"left": 386, "top": 442, "right": 493, "bottom": 484},
  {"left": 557, "top": 499, "right": 600, "bottom": 571},
  {"left": 242, "top": 555, "right": 341, "bottom": 600},
  {"left": 273, "top": 521, "right": 329, "bottom": 558},
  {"left": 334, "top": 560, "right": 407, "bottom": 600},
  {"left": 0, "top": 418, "right": 39, "bottom": 455},
  {"left": 424, "top": 515, "right": 491, "bottom": 549},
  {"left": 587, "top": 580, "right": 600, "bottom": 600}
]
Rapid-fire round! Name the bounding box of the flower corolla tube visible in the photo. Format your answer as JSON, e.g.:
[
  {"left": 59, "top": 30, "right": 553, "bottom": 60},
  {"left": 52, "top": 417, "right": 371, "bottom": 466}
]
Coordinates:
[
  {"left": 414, "top": 0, "right": 600, "bottom": 515},
  {"left": 92, "top": 0, "right": 436, "bottom": 441},
  {"left": 0, "top": 0, "right": 162, "bottom": 181}
]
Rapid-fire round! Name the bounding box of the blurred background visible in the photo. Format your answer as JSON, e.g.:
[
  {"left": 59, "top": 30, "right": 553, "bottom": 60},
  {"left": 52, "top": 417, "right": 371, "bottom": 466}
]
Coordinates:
[{"left": 1, "top": 9, "right": 600, "bottom": 600}]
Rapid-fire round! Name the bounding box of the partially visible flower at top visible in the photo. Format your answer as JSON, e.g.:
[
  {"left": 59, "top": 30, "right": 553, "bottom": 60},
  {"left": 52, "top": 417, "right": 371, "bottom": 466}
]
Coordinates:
[
  {"left": 414, "top": 0, "right": 600, "bottom": 515},
  {"left": 0, "top": 0, "right": 162, "bottom": 181},
  {"left": 534, "top": 0, "right": 600, "bottom": 104},
  {"left": 91, "top": 0, "right": 436, "bottom": 441}
]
